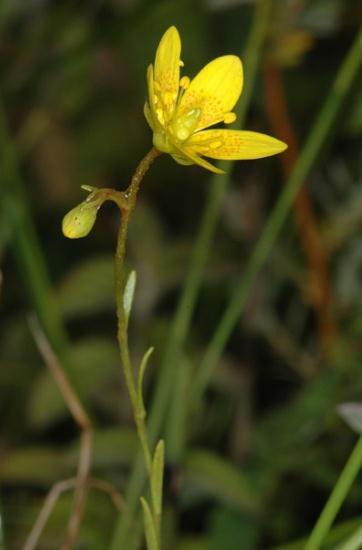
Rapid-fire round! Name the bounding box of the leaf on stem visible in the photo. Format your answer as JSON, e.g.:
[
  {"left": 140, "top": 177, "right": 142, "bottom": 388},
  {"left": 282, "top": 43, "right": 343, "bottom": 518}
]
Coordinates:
[
  {"left": 140, "top": 497, "right": 159, "bottom": 550},
  {"left": 123, "top": 270, "right": 137, "bottom": 321},
  {"left": 338, "top": 403, "right": 362, "bottom": 435},
  {"left": 150, "top": 439, "right": 165, "bottom": 517},
  {"left": 137, "top": 347, "right": 154, "bottom": 417},
  {"left": 81, "top": 185, "right": 98, "bottom": 193}
]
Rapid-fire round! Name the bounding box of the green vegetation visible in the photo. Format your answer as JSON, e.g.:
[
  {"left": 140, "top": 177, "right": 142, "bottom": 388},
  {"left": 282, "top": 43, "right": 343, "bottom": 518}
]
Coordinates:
[{"left": 0, "top": 1, "right": 362, "bottom": 549}]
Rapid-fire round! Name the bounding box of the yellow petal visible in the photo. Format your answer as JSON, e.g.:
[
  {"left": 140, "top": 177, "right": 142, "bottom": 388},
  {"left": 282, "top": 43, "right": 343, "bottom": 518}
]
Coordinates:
[
  {"left": 188, "top": 130, "right": 287, "bottom": 160},
  {"left": 144, "top": 101, "right": 155, "bottom": 131},
  {"left": 177, "top": 56, "right": 243, "bottom": 131},
  {"left": 146, "top": 64, "right": 161, "bottom": 127},
  {"left": 154, "top": 26, "right": 181, "bottom": 119}
]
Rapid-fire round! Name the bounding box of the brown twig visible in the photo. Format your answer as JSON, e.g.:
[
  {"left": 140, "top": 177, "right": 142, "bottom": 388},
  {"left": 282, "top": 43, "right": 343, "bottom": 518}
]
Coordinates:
[
  {"left": 28, "top": 316, "right": 92, "bottom": 550},
  {"left": 23, "top": 477, "right": 124, "bottom": 550},
  {"left": 24, "top": 478, "right": 77, "bottom": 550},
  {"left": 264, "top": 61, "right": 337, "bottom": 352},
  {"left": 63, "top": 427, "right": 92, "bottom": 549}
]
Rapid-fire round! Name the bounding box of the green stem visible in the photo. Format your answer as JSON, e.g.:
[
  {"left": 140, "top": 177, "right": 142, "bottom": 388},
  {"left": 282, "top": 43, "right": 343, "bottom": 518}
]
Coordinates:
[
  {"left": 305, "top": 436, "right": 362, "bottom": 550},
  {"left": 114, "top": 146, "right": 161, "bottom": 547},
  {"left": 270, "top": 517, "right": 362, "bottom": 550},
  {"left": 192, "top": 21, "right": 362, "bottom": 405},
  {"left": 114, "top": 16, "right": 361, "bottom": 548},
  {"left": 163, "top": 0, "right": 273, "bottom": 463},
  {"left": 339, "top": 524, "right": 362, "bottom": 550},
  {"left": 110, "top": 1, "right": 273, "bottom": 547},
  {"left": 115, "top": 147, "right": 161, "bottom": 476}
]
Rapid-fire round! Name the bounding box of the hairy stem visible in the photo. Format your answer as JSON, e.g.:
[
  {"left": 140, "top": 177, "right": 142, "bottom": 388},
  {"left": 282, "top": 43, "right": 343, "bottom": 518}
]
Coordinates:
[{"left": 114, "top": 148, "right": 161, "bottom": 536}]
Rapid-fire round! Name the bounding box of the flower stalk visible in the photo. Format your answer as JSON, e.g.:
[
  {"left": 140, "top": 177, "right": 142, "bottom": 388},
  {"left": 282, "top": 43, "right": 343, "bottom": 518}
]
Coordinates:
[
  {"left": 114, "top": 147, "right": 161, "bottom": 476},
  {"left": 64, "top": 147, "right": 163, "bottom": 546},
  {"left": 112, "top": 147, "right": 164, "bottom": 548}
]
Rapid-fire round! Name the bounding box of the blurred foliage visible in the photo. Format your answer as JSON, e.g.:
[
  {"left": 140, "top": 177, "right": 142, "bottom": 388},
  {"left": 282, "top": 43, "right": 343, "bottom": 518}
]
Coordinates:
[{"left": 1, "top": 0, "right": 362, "bottom": 549}]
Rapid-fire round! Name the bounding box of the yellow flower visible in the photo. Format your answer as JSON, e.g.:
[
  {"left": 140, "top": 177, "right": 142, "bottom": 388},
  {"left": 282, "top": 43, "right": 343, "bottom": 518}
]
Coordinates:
[{"left": 144, "top": 26, "right": 287, "bottom": 174}]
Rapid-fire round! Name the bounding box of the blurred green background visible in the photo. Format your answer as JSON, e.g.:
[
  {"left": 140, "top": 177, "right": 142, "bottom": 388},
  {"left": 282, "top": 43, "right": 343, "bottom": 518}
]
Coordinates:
[{"left": 0, "top": 0, "right": 362, "bottom": 548}]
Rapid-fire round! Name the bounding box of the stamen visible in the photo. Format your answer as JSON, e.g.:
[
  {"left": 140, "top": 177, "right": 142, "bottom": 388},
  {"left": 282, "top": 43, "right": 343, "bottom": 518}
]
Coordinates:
[
  {"left": 179, "top": 60, "right": 184, "bottom": 67},
  {"left": 185, "top": 108, "right": 201, "bottom": 121},
  {"left": 223, "top": 112, "right": 237, "bottom": 124},
  {"left": 180, "top": 76, "right": 190, "bottom": 90}
]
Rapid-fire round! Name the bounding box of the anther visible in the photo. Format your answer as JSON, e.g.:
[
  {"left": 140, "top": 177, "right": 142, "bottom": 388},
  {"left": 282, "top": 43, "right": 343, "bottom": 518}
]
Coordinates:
[
  {"left": 180, "top": 76, "right": 190, "bottom": 90},
  {"left": 223, "top": 112, "right": 237, "bottom": 124}
]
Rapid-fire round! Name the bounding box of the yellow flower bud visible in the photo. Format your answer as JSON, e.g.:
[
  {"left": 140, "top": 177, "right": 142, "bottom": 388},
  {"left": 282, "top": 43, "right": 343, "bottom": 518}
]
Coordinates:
[{"left": 62, "top": 201, "right": 98, "bottom": 239}]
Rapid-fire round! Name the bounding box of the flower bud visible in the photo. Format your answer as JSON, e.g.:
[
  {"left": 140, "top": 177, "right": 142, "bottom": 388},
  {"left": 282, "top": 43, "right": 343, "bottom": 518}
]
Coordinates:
[{"left": 62, "top": 201, "right": 98, "bottom": 239}]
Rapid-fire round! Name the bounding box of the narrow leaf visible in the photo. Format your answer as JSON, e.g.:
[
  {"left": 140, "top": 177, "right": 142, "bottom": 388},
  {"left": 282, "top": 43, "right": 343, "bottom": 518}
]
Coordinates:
[
  {"left": 339, "top": 524, "right": 362, "bottom": 550},
  {"left": 151, "top": 439, "right": 165, "bottom": 517},
  {"left": 123, "top": 270, "right": 137, "bottom": 320},
  {"left": 338, "top": 403, "right": 362, "bottom": 435},
  {"left": 140, "top": 497, "right": 159, "bottom": 550},
  {"left": 137, "top": 347, "right": 154, "bottom": 416}
]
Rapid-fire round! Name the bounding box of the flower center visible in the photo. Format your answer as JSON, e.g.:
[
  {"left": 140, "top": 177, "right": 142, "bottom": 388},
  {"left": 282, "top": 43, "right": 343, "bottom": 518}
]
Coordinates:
[{"left": 171, "top": 108, "right": 201, "bottom": 142}]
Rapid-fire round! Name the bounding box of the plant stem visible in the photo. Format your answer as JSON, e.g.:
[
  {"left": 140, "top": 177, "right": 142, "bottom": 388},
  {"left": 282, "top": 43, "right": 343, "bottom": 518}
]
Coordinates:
[
  {"left": 163, "top": 0, "right": 273, "bottom": 464},
  {"left": 305, "top": 436, "right": 362, "bottom": 550},
  {"left": 110, "top": 2, "right": 273, "bottom": 547},
  {"left": 339, "top": 523, "right": 362, "bottom": 550},
  {"left": 114, "top": 148, "right": 160, "bottom": 475},
  {"left": 154, "top": 0, "right": 272, "bottom": 459},
  {"left": 192, "top": 21, "right": 362, "bottom": 405},
  {"left": 111, "top": 5, "right": 271, "bottom": 550},
  {"left": 264, "top": 61, "right": 337, "bottom": 352}
]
